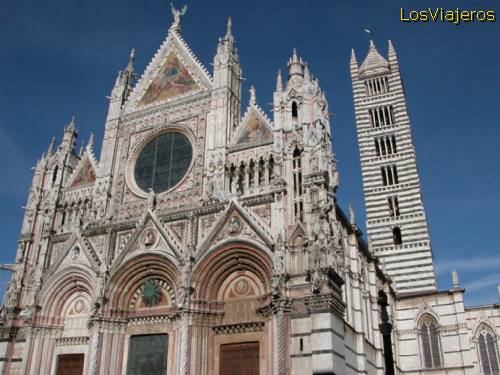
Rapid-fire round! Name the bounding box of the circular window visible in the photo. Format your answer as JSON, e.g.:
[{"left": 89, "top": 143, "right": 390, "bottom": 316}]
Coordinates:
[{"left": 134, "top": 131, "right": 193, "bottom": 194}]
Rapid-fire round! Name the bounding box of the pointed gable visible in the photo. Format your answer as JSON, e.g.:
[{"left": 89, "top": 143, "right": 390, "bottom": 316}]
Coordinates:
[
  {"left": 137, "top": 52, "right": 200, "bottom": 107},
  {"left": 110, "top": 210, "right": 182, "bottom": 274},
  {"left": 46, "top": 232, "right": 101, "bottom": 278},
  {"left": 68, "top": 157, "right": 96, "bottom": 188},
  {"left": 231, "top": 107, "right": 273, "bottom": 151},
  {"left": 197, "top": 199, "right": 274, "bottom": 258},
  {"left": 124, "top": 30, "right": 211, "bottom": 113}
]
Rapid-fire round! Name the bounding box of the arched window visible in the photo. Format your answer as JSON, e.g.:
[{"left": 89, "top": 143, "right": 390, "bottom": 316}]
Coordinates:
[
  {"left": 52, "top": 165, "right": 59, "bottom": 186},
  {"left": 419, "top": 315, "right": 442, "bottom": 368},
  {"left": 393, "top": 227, "right": 402, "bottom": 245},
  {"left": 291, "top": 101, "right": 298, "bottom": 119},
  {"left": 292, "top": 147, "right": 303, "bottom": 222},
  {"left": 477, "top": 325, "right": 500, "bottom": 375}
]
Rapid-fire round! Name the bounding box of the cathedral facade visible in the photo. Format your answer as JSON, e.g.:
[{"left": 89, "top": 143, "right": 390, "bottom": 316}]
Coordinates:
[{"left": 0, "top": 10, "right": 498, "bottom": 375}]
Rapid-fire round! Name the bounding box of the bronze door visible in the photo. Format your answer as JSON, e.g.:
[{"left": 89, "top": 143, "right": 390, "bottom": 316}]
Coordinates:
[
  {"left": 55, "top": 354, "right": 84, "bottom": 375},
  {"left": 220, "top": 342, "right": 259, "bottom": 375},
  {"left": 126, "top": 334, "right": 168, "bottom": 375}
]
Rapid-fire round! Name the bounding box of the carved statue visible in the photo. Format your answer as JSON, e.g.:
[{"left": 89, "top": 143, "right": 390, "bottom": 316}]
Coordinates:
[
  {"left": 170, "top": 3, "right": 188, "bottom": 30},
  {"left": 5, "top": 279, "right": 18, "bottom": 308},
  {"left": 349, "top": 204, "right": 355, "bottom": 226},
  {"left": 228, "top": 216, "right": 241, "bottom": 235},
  {"left": 231, "top": 178, "right": 238, "bottom": 194},
  {"left": 147, "top": 188, "right": 156, "bottom": 211},
  {"left": 310, "top": 152, "right": 319, "bottom": 172},
  {"left": 273, "top": 235, "right": 285, "bottom": 275}
]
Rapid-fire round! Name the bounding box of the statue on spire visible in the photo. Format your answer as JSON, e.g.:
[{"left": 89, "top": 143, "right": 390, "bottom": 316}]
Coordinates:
[{"left": 170, "top": 2, "right": 188, "bottom": 31}]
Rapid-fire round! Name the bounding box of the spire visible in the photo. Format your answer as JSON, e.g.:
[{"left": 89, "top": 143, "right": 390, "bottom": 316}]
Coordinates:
[
  {"left": 249, "top": 86, "right": 256, "bottom": 106},
  {"left": 359, "top": 40, "right": 389, "bottom": 76},
  {"left": 304, "top": 62, "right": 311, "bottom": 81},
  {"left": 47, "top": 137, "right": 56, "bottom": 155},
  {"left": 125, "top": 48, "right": 135, "bottom": 74},
  {"left": 388, "top": 39, "right": 397, "bottom": 58},
  {"left": 388, "top": 39, "right": 399, "bottom": 69},
  {"left": 87, "top": 132, "right": 95, "bottom": 148},
  {"left": 225, "top": 17, "right": 233, "bottom": 41},
  {"left": 276, "top": 69, "right": 283, "bottom": 92},
  {"left": 65, "top": 116, "right": 76, "bottom": 133},
  {"left": 350, "top": 49, "right": 358, "bottom": 68},
  {"left": 287, "top": 48, "right": 304, "bottom": 78},
  {"left": 61, "top": 116, "right": 77, "bottom": 152}
]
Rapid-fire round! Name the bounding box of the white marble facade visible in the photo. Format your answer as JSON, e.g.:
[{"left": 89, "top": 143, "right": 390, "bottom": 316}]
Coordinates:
[{"left": 0, "top": 9, "right": 498, "bottom": 375}]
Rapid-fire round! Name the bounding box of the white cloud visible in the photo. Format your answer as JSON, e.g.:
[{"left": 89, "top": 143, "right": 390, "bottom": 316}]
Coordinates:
[
  {"left": 435, "top": 256, "right": 500, "bottom": 275},
  {"left": 463, "top": 272, "right": 500, "bottom": 292}
]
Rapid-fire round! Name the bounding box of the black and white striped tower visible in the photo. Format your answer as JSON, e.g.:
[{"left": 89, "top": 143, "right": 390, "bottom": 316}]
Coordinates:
[{"left": 350, "top": 40, "right": 437, "bottom": 292}]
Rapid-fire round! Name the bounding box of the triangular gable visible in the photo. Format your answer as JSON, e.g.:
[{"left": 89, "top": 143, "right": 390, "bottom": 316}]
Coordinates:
[
  {"left": 231, "top": 107, "right": 273, "bottom": 151},
  {"left": 124, "top": 30, "right": 211, "bottom": 113},
  {"left": 110, "top": 210, "right": 182, "bottom": 274},
  {"left": 197, "top": 199, "right": 274, "bottom": 259},
  {"left": 65, "top": 144, "right": 99, "bottom": 188},
  {"left": 67, "top": 157, "right": 96, "bottom": 188},
  {"left": 46, "top": 232, "right": 101, "bottom": 278}
]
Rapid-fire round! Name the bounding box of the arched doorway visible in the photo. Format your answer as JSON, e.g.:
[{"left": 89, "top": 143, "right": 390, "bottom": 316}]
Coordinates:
[{"left": 192, "top": 241, "right": 273, "bottom": 375}]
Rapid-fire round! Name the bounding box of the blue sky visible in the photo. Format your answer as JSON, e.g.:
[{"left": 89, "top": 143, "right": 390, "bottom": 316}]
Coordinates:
[{"left": 0, "top": 0, "right": 498, "bottom": 305}]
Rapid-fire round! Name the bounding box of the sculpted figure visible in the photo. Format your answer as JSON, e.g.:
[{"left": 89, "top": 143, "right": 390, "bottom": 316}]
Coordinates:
[
  {"left": 147, "top": 188, "right": 156, "bottom": 211},
  {"left": 170, "top": 3, "right": 187, "bottom": 29}
]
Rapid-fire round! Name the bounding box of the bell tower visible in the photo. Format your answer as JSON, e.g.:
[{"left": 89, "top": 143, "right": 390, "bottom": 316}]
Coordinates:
[{"left": 350, "top": 40, "right": 436, "bottom": 292}]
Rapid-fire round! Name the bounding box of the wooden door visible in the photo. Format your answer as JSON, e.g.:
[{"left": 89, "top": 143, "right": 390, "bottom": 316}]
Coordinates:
[
  {"left": 55, "top": 354, "right": 84, "bottom": 375},
  {"left": 220, "top": 342, "right": 259, "bottom": 375}
]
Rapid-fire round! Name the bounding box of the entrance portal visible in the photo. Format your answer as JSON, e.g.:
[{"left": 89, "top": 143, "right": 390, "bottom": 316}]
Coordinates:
[
  {"left": 126, "top": 334, "right": 168, "bottom": 375},
  {"left": 220, "top": 342, "right": 259, "bottom": 375},
  {"left": 55, "top": 354, "right": 84, "bottom": 375}
]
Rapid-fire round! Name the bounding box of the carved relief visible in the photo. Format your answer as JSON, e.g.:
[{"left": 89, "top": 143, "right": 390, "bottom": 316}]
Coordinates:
[{"left": 251, "top": 204, "right": 272, "bottom": 227}]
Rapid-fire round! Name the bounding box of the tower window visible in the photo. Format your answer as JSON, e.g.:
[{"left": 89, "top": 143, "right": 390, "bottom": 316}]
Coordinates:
[
  {"left": 369, "top": 105, "right": 395, "bottom": 128},
  {"left": 388, "top": 196, "right": 400, "bottom": 217},
  {"left": 374, "top": 139, "right": 381, "bottom": 156},
  {"left": 381, "top": 165, "right": 399, "bottom": 186},
  {"left": 375, "top": 135, "right": 398, "bottom": 156},
  {"left": 292, "top": 101, "right": 298, "bottom": 119},
  {"left": 365, "top": 76, "right": 388, "bottom": 96},
  {"left": 419, "top": 316, "right": 442, "bottom": 368},
  {"left": 292, "top": 147, "right": 304, "bottom": 222},
  {"left": 393, "top": 227, "right": 402, "bottom": 245},
  {"left": 477, "top": 325, "right": 500, "bottom": 375},
  {"left": 391, "top": 135, "right": 397, "bottom": 153}
]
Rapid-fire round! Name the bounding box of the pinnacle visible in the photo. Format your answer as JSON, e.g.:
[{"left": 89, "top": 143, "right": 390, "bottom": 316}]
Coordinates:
[{"left": 225, "top": 16, "right": 233, "bottom": 39}]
